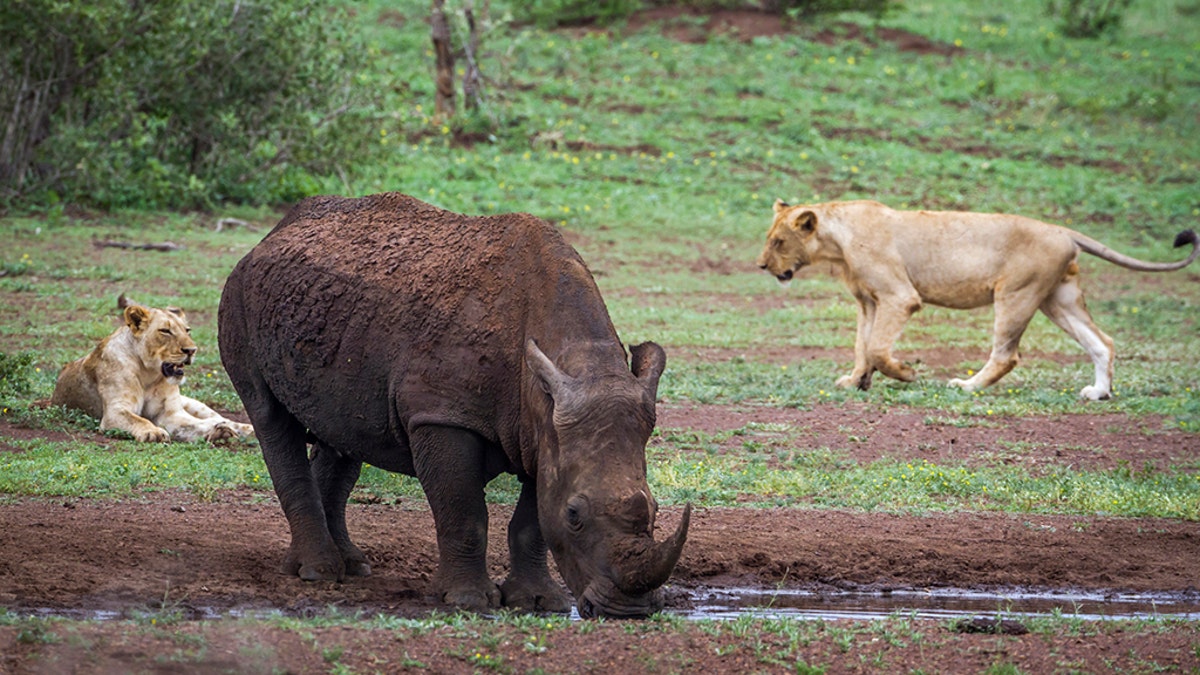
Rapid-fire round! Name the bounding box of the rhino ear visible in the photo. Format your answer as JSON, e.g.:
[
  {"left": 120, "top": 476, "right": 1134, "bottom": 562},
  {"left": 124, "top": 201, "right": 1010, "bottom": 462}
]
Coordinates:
[
  {"left": 629, "top": 342, "right": 666, "bottom": 395},
  {"left": 526, "top": 339, "right": 570, "bottom": 399}
]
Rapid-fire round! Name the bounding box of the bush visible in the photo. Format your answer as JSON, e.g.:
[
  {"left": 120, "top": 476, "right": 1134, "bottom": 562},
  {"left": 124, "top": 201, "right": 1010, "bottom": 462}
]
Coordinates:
[
  {"left": 1045, "top": 0, "right": 1135, "bottom": 38},
  {"left": 515, "top": 0, "right": 643, "bottom": 28},
  {"left": 0, "top": 0, "right": 376, "bottom": 210},
  {"left": 0, "top": 352, "right": 36, "bottom": 402}
]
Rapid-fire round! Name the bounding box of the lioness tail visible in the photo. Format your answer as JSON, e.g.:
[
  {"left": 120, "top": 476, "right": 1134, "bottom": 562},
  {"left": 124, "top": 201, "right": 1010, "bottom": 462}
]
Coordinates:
[{"left": 1072, "top": 228, "right": 1199, "bottom": 273}]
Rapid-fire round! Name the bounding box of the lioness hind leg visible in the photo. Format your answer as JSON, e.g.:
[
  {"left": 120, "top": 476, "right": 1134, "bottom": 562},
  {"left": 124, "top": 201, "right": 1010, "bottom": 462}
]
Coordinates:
[
  {"left": 949, "top": 294, "right": 1039, "bottom": 393},
  {"left": 1039, "top": 279, "right": 1114, "bottom": 401}
]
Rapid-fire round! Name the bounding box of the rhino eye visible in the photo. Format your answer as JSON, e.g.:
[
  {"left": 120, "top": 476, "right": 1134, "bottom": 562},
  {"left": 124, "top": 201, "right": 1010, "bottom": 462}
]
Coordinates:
[{"left": 565, "top": 496, "right": 589, "bottom": 532}]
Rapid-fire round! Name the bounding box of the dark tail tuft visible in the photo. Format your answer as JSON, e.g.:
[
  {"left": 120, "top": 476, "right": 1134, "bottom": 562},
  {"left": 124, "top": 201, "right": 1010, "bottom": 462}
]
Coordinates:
[{"left": 1174, "top": 229, "right": 1198, "bottom": 248}]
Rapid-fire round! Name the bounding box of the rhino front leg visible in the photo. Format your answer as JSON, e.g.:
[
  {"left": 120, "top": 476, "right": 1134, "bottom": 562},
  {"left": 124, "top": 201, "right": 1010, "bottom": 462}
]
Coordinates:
[
  {"left": 411, "top": 425, "right": 500, "bottom": 611},
  {"left": 501, "top": 477, "right": 571, "bottom": 612},
  {"left": 310, "top": 442, "right": 371, "bottom": 577}
]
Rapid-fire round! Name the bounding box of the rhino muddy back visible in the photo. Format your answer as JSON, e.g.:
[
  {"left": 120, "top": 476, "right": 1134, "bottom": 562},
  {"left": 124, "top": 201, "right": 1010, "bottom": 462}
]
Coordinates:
[{"left": 222, "top": 193, "right": 598, "bottom": 450}]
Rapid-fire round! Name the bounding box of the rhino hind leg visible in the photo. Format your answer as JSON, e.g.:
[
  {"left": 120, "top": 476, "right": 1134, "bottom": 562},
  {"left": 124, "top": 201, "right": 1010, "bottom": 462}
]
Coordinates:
[
  {"left": 411, "top": 425, "right": 501, "bottom": 611},
  {"left": 310, "top": 442, "right": 371, "bottom": 577},
  {"left": 500, "top": 478, "right": 571, "bottom": 612},
  {"left": 248, "top": 388, "right": 345, "bottom": 582}
]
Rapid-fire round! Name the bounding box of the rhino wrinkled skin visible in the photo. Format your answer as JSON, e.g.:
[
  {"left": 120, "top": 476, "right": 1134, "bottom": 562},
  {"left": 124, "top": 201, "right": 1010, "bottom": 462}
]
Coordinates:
[{"left": 218, "top": 193, "right": 690, "bottom": 618}]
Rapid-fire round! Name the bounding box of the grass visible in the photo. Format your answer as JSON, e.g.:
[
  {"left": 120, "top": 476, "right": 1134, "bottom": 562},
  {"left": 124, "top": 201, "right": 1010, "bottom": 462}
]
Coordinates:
[
  {"left": 5, "top": 607, "right": 1195, "bottom": 673},
  {"left": 0, "top": 1, "right": 1197, "bottom": 517}
]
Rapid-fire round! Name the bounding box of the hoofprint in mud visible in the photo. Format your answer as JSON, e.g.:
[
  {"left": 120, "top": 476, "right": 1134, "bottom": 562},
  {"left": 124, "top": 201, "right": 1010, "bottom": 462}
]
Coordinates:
[{"left": 219, "top": 193, "right": 690, "bottom": 618}]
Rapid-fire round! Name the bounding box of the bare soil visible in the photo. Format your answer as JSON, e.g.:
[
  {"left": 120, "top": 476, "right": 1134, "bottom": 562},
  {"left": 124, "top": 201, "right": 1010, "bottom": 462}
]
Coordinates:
[{"left": 2, "top": 399, "right": 1198, "bottom": 673}]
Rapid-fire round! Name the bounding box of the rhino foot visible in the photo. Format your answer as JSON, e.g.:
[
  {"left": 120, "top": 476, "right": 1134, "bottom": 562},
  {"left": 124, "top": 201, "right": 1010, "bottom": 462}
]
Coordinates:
[
  {"left": 282, "top": 547, "right": 345, "bottom": 582},
  {"left": 343, "top": 557, "right": 372, "bottom": 577},
  {"left": 500, "top": 576, "right": 571, "bottom": 613},
  {"left": 441, "top": 582, "right": 501, "bottom": 612}
]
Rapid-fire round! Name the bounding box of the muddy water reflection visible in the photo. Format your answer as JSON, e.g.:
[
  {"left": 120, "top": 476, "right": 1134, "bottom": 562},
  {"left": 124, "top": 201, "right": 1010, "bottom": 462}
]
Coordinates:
[{"left": 670, "top": 587, "right": 1200, "bottom": 622}]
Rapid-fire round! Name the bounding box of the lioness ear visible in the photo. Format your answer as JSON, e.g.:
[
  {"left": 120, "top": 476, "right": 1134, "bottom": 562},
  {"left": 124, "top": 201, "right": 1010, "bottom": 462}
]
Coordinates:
[
  {"left": 124, "top": 305, "right": 151, "bottom": 333},
  {"left": 793, "top": 210, "right": 817, "bottom": 233},
  {"left": 773, "top": 198, "right": 789, "bottom": 214}
]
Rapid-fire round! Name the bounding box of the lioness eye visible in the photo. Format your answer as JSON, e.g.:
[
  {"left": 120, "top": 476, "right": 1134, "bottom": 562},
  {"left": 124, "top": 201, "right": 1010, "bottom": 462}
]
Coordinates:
[
  {"left": 770, "top": 238, "right": 782, "bottom": 249},
  {"left": 159, "top": 329, "right": 172, "bottom": 335}
]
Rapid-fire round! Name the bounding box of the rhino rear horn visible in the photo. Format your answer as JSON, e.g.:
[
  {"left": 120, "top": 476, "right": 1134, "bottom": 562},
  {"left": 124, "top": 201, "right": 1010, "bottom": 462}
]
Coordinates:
[{"left": 526, "top": 339, "right": 573, "bottom": 399}]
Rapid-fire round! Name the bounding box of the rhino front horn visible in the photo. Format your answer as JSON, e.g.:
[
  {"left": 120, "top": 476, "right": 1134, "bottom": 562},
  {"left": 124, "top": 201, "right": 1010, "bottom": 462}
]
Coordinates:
[{"left": 616, "top": 503, "right": 692, "bottom": 596}]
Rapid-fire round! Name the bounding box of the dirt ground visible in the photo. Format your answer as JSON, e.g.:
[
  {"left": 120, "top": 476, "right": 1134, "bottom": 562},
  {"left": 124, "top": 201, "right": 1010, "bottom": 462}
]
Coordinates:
[{"left": 2, "top": 398, "right": 1198, "bottom": 673}]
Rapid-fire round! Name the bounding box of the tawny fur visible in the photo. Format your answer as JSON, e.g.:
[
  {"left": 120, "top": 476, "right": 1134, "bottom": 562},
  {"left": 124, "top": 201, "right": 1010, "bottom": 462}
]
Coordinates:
[
  {"left": 51, "top": 298, "right": 255, "bottom": 442},
  {"left": 756, "top": 199, "right": 1198, "bottom": 400}
]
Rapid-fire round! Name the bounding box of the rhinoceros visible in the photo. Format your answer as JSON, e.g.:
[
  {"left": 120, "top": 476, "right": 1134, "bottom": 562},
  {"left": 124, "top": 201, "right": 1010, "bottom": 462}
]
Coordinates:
[{"left": 218, "top": 193, "right": 690, "bottom": 618}]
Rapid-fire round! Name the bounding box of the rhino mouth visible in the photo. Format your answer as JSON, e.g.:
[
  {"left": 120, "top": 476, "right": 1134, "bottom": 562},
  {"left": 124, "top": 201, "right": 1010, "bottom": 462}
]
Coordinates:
[
  {"left": 577, "top": 582, "right": 663, "bottom": 619},
  {"left": 161, "top": 362, "right": 186, "bottom": 379}
]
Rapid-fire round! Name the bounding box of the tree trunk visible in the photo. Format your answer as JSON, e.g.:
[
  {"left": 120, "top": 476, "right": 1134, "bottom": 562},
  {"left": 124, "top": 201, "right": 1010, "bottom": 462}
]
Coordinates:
[
  {"left": 431, "top": 0, "right": 455, "bottom": 119},
  {"left": 461, "top": 1, "right": 483, "bottom": 111}
]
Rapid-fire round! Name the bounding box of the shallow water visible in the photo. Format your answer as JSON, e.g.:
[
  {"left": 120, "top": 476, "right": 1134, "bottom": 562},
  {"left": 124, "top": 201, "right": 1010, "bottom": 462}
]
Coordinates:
[
  {"left": 17, "top": 586, "right": 1200, "bottom": 623},
  {"left": 666, "top": 586, "right": 1200, "bottom": 622}
]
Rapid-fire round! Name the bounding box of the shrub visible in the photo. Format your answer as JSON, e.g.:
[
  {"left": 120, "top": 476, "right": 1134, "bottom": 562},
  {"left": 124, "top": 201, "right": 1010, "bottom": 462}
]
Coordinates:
[
  {"left": 1045, "top": 0, "right": 1135, "bottom": 38},
  {"left": 0, "top": 0, "right": 376, "bottom": 210},
  {"left": 0, "top": 352, "right": 36, "bottom": 402},
  {"left": 515, "top": 0, "right": 643, "bottom": 28}
]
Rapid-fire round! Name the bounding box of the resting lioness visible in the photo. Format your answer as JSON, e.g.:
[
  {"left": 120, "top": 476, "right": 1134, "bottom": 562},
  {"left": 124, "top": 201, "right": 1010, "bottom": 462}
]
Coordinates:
[
  {"left": 756, "top": 200, "right": 1199, "bottom": 400},
  {"left": 51, "top": 296, "right": 255, "bottom": 442}
]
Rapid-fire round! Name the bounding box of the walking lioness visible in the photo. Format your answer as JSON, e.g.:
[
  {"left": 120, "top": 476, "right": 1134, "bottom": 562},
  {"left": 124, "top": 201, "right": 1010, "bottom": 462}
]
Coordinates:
[{"left": 756, "top": 200, "right": 1198, "bottom": 399}]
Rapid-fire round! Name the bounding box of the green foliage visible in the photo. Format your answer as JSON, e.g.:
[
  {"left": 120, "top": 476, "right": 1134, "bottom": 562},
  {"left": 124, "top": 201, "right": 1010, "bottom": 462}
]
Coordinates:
[
  {"left": 515, "top": 0, "right": 642, "bottom": 28},
  {"left": 0, "top": 0, "right": 376, "bottom": 210},
  {"left": 776, "top": 0, "right": 902, "bottom": 19},
  {"left": 1045, "top": 0, "right": 1135, "bottom": 37},
  {"left": 0, "top": 351, "right": 37, "bottom": 402}
]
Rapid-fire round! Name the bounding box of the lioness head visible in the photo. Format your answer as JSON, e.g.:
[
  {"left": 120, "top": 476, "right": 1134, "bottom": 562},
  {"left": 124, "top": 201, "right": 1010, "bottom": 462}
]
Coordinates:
[
  {"left": 124, "top": 304, "right": 197, "bottom": 382},
  {"left": 757, "top": 199, "right": 819, "bottom": 283}
]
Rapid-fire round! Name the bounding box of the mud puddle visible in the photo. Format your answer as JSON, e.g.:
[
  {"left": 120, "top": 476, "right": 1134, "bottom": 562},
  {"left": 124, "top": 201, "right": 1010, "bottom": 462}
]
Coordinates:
[
  {"left": 667, "top": 586, "right": 1200, "bottom": 622},
  {"left": 15, "top": 587, "right": 1200, "bottom": 624}
]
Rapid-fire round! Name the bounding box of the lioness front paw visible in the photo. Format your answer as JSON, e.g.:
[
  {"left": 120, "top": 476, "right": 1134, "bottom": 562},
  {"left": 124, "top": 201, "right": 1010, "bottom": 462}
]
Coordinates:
[
  {"left": 835, "top": 374, "right": 858, "bottom": 388},
  {"left": 205, "top": 423, "right": 237, "bottom": 442},
  {"left": 134, "top": 426, "right": 171, "bottom": 443},
  {"left": 1079, "top": 385, "right": 1111, "bottom": 401}
]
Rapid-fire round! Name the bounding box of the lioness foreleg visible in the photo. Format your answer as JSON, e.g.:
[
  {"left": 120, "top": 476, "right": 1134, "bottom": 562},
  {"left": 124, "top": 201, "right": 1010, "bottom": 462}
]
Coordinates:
[
  {"left": 859, "top": 296, "right": 919, "bottom": 385},
  {"left": 97, "top": 380, "right": 169, "bottom": 442},
  {"left": 836, "top": 298, "right": 877, "bottom": 390},
  {"left": 180, "top": 395, "right": 255, "bottom": 438}
]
